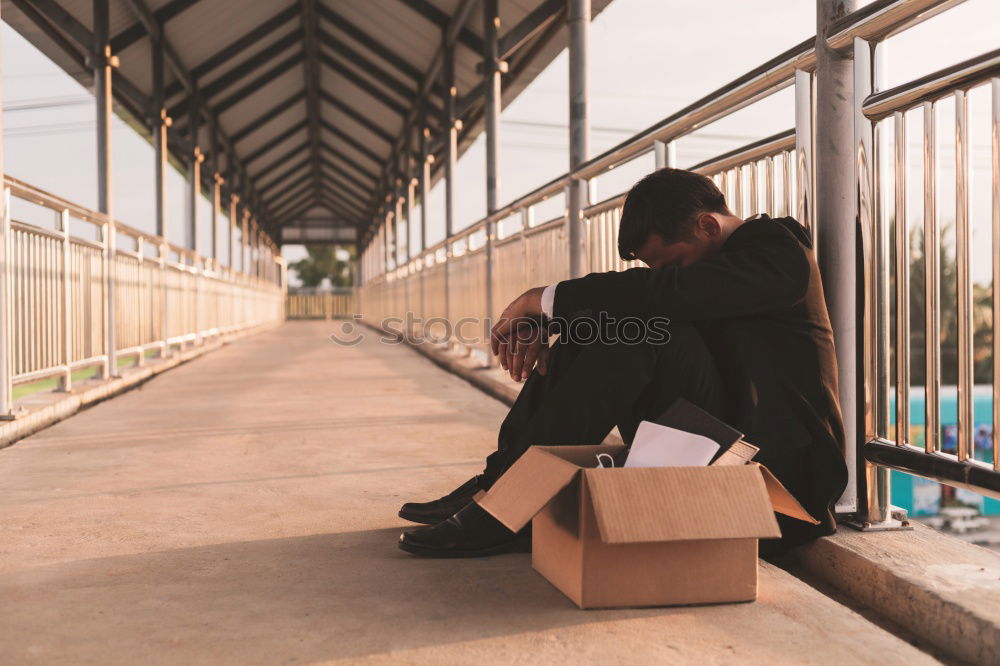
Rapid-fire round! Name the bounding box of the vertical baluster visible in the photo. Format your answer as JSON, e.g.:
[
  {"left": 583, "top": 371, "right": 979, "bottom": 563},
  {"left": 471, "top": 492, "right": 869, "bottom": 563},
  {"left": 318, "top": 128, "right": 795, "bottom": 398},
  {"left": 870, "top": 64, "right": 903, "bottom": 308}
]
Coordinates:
[
  {"left": 924, "top": 101, "right": 941, "bottom": 455},
  {"left": 765, "top": 155, "right": 776, "bottom": 216},
  {"left": 955, "top": 89, "right": 973, "bottom": 463},
  {"left": 894, "top": 111, "right": 910, "bottom": 446},
  {"left": 0, "top": 188, "right": 12, "bottom": 417},
  {"left": 992, "top": 78, "right": 1000, "bottom": 470}
]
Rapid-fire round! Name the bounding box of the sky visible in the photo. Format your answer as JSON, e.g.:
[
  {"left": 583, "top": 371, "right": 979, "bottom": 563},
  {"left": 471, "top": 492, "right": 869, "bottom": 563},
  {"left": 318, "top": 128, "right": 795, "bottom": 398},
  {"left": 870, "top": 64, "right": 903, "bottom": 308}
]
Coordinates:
[{"left": 2, "top": 0, "right": 999, "bottom": 284}]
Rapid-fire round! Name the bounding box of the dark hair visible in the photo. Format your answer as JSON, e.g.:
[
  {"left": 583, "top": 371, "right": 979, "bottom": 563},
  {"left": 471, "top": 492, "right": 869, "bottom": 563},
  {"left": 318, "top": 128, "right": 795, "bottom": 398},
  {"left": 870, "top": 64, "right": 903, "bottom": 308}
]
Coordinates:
[{"left": 617, "top": 167, "right": 730, "bottom": 260}]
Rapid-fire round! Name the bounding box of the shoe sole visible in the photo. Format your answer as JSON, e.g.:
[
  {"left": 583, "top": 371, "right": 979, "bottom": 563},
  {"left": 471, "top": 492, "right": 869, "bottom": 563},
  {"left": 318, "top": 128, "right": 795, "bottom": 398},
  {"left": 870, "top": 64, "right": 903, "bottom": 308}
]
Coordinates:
[
  {"left": 397, "top": 509, "right": 448, "bottom": 525},
  {"left": 398, "top": 537, "right": 531, "bottom": 558}
]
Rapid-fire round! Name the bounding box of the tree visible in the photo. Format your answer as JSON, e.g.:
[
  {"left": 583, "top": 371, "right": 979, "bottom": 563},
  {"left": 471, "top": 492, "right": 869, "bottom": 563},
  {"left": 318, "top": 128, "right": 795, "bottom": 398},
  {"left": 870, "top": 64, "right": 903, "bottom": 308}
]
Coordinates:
[
  {"left": 289, "top": 245, "right": 354, "bottom": 288},
  {"left": 905, "top": 222, "right": 992, "bottom": 386}
]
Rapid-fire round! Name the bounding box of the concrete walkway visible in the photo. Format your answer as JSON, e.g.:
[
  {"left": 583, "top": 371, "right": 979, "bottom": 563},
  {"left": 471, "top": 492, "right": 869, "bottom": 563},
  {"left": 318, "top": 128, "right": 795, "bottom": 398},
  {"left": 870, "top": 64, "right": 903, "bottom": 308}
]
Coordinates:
[{"left": 0, "top": 321, "right": 939, "bottom": 665}]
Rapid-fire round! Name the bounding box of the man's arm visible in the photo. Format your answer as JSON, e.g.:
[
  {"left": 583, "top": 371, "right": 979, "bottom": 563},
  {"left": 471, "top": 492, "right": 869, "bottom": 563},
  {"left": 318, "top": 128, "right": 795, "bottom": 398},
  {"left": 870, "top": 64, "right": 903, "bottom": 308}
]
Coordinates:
[{"left": 553, "top": 223, "right": 810, "bottom": 323}]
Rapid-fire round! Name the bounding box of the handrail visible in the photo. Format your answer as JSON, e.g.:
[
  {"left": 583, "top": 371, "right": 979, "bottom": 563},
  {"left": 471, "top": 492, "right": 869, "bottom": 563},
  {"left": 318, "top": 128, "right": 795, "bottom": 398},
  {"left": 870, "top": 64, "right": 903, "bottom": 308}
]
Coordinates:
[
  {"left": 571, "top": 38, "right": 815, "bottom": 181},
  {"left": 826, "top": 0, "right": 967, "bottom": 51},
  {"left": 866, "top": 438, "right": 1000, "bottom": 499},
  {"left": 689, "top": 129, "right": 796, "bottom": 175},
  {"left": 4, "top": 174, "right": 236, "bottom": 269},
  {"left": 862, "top": 47, "right": 1000, "bottom": 120}
]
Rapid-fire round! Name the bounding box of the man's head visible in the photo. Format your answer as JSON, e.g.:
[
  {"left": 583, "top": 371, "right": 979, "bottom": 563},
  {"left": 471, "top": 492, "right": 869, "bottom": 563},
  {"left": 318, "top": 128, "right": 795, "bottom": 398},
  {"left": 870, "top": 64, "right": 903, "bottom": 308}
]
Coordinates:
[{"left": 618, "top": 168, "right": 743, "bottom": 269}]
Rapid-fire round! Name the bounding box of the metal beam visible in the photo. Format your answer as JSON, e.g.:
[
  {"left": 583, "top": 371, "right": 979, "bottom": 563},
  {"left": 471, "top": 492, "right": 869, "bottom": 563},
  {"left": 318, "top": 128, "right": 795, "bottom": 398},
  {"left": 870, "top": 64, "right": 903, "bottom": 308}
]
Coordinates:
[
  {"left": 483, "top": 0, "right": 501, "bottom": 323},
  {"left": 252, "top": 139, "right": 311, "bottom": 179},
  {"left": 442, "top": 38, "right": 457, "bottom": 241},
  {"left": 178, "top": 5, "right": 300, "bottom": 94},
  {"left": 499, "top": 0, "right": 563, "bottom": 59},
  {"left": 318, "top": 140, "right": 379, "bottom": 183},
  {"left": 315, "top": 3, "right": 425, "bottom": 86},
  {"left": 317, "top": 165, "right": 373, "bottom": 205},
  {"left": 264, "top": 179, "right": 319, "bottom": 210},
  {"left": 119, "top": 0, "right": 269, "bottom": 245},
  {"left": 182, "top": 51, "right": 304, "bottom": 118},
  {"left": 816, "top": 0, "right": 863, "bottom": 517},
  {"left": 319, "top": 118, "right": 384, "bottom": 166},
  {"left": 317, "top": 50, "right": 408, "bottom": 117},
  {"left": 318, "top": 89, "right": 394, "bottom": 144},
  {"left": 316, "top": 182, "right": 368, "bottom": 215},
  {"left": 198, "top": 28, "right": 303, "bottom": 101},
  {"left": 243, "top": 119, "right": 309, "bottom": 167},
  {"left": 266, "top": 172, "right": 314, "bottom": 208},
  {"left": 110, "top": 0, "right": 200, "bottom": 54},
  {"left": 259, "top": 156, "right": 313, "bottom": 196},
  {"left": 396, "top": 0, "right": 482, "bottom": 53},
  {"left": 231, "top": 91, "right": 307, "bottom": 144},
  {"left": 567, "top": 0, "right": 590, "bottom": 279},
  {"left": 301, "top": 0, "right": 322, "bottom": 197},
  {"left": 94, "top": 0, "right": 117, "bottom": 377},
  {"left": 368, "top": 0, "right": 477, "bottom": 240},
  {"left": 317, "top": 27, "right": 416, "bottom": 98}
]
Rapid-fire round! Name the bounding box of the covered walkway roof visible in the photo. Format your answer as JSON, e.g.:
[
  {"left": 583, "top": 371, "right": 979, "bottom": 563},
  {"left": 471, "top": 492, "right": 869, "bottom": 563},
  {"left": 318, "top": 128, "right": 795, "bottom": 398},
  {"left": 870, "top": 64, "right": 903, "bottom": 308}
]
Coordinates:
[{"left": 4, "top": 0, "right": 610, "bottom": 243}]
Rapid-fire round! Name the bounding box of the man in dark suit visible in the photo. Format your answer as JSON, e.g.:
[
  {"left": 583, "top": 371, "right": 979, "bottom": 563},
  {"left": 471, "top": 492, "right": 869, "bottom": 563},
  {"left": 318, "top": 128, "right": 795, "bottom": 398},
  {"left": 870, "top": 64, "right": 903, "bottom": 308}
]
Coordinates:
[{"left": 398, "top": 168, "right": 848, "bottom": 558}]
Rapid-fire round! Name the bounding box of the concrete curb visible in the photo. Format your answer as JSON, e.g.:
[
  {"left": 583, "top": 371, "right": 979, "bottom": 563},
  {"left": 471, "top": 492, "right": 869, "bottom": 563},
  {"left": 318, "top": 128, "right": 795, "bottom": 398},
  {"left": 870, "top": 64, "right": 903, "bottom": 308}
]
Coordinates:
[
  {"left": 793, "top": 524, "right": 1000, "bottom": 665},
  {"left": 0, "top": 322, "right": 280, "bottom": 450}
]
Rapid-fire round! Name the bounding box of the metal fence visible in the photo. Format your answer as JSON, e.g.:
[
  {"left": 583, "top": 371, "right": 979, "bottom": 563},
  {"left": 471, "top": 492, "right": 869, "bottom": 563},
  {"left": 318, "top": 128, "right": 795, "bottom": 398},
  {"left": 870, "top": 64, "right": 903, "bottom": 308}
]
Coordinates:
[
  {"left": 357, "top": 0, "right": 1000, "bottom": 520},
  {"left": 286, "top": 290, "right": 357, "bottom": 319},
  {"left": 1, "top": 176, "right": 286, "bottom": 414}
]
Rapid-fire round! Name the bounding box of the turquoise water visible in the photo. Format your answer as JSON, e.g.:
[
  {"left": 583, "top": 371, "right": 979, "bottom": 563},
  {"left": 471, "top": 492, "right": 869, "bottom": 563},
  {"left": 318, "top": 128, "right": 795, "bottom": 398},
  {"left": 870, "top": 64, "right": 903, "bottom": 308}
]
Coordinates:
[
  {"left": 886, "top": 385, "right": 998, "bottom": 515},
  {"left": 888, "top": 385, "right": 995, "bottom": 428}
]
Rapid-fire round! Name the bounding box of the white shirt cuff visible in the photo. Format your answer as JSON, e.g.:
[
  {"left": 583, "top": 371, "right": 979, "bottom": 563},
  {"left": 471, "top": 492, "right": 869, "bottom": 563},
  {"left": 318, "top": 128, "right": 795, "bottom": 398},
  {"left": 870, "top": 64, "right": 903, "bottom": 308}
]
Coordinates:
[{"left": 541, "top": 283, "right": 558, "bottom": 319}]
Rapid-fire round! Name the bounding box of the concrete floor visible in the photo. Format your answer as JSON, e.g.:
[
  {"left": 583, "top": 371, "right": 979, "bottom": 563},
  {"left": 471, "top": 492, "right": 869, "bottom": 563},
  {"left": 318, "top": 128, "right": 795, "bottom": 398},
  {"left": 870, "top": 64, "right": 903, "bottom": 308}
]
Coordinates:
[{"left": 0, "top": 321, "right": 940, "bottom": 665}]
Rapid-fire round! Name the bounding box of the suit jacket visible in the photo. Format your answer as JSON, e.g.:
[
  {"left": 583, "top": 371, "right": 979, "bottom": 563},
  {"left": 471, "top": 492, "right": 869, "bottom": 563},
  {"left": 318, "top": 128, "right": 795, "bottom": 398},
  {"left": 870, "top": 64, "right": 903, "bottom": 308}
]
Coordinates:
[{"left": 553, "top": 215, "right": 849, "bottom": 548}]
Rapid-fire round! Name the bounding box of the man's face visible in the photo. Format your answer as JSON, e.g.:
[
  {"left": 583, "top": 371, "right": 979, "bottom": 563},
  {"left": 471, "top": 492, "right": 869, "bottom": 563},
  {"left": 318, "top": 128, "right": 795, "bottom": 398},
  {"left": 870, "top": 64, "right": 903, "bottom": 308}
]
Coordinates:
[{"left": 633, "top": 214, "right": 723, "bottom": 269}]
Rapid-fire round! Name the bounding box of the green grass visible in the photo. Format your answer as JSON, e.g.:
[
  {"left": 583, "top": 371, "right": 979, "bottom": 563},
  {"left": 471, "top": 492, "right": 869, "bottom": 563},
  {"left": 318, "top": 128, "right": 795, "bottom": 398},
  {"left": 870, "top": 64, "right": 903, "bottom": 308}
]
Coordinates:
[{"left": 13, "top": 349, "right": 162, "bottom": 401}]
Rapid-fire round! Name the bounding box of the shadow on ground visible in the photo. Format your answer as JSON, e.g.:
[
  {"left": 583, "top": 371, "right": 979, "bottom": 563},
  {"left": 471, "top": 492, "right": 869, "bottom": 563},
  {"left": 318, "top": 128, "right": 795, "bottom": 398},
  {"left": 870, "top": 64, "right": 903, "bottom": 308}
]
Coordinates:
[{"left": 0, "top": 527, "right": 685, "bottom": 663}]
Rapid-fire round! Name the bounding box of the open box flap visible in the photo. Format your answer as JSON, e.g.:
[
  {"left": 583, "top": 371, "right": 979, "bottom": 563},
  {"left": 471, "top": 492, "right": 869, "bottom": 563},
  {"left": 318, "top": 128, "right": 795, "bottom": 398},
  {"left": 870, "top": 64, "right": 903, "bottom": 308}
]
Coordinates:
[
  {"left": 755, "top": 464, "right": 820, "bottom": 524},
  {"left": 476, "top": 447, "right": 585, "bottom": 533},
  {"left": 583, "top": 465, "right": 781, "bottom": 544}
]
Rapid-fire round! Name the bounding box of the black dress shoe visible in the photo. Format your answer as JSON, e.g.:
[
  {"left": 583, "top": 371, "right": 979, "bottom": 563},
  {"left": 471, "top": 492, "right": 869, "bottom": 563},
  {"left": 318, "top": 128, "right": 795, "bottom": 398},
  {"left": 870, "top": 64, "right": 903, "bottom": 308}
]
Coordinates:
[
  {"left": 398, "top": 475, "right": 483, "bottom": 525},
  {"left": 398, "top": 501, "right": 531, "bottom": 558}
]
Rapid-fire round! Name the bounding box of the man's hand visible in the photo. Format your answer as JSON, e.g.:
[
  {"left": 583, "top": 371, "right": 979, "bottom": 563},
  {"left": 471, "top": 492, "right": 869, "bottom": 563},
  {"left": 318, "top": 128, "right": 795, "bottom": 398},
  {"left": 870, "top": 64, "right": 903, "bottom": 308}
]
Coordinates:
[{"left": 491, "top": 287, "right": 548, "bottom": 381}]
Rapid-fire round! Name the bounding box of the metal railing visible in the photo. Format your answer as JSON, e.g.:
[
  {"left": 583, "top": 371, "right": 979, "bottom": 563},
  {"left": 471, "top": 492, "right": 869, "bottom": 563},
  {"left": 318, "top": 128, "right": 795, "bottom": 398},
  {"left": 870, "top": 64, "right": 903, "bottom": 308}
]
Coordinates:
[
  {"left": 286, "top": 289, "right": 357, "bottom": 319},
  {"left": 0, "top": 176, "right": 286, "bottom": 414},
  {"left": 358, "top": 0, "right": 1000, "bottom": 517},
  {"left": 852, "top": 41, "right": 1000, "bottom": 514}
]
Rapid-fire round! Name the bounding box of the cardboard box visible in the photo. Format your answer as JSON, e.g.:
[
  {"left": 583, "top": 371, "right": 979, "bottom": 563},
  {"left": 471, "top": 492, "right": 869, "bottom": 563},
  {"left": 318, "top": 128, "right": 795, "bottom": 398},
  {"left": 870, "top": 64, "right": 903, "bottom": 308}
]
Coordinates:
[{"left": 476, "top": 443, "right": 817, "bottom": 609}]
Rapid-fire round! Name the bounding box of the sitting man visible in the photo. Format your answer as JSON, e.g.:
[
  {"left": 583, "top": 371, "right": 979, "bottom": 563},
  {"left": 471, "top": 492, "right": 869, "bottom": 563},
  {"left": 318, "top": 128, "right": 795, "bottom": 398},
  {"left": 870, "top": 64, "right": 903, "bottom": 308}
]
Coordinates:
[{"left": 398, "top": 167, "right": 848, "bottom": 558}]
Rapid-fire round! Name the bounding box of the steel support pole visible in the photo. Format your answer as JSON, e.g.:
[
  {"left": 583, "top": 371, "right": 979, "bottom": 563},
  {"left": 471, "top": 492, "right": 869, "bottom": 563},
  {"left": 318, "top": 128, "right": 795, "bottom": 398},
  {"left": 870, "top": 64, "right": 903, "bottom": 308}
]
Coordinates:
[
  {"left": 0, "top": 3, "right": 12, "bottom": 418},
  {"left": 567, "top": 0, "right": 590, "bottom": 278},
  {"left": 816, "top": 0, "right": 862, "bottom": 516},
  {"left": 242, "top": 209, "right": 250, "bottom": 275},
  {"left": 188, "top": 107, "right": 202, "bottom": 254},
  {"left": 443, "top": 39, "right": 457, "bottom": 324},
  {"left": 419, "top": 120, "right": 430, "bottom": 254},
  {"left": 210, "top": 120, "right": 220, "bottom": 267},
  {"left": 483, "top": 0, "right": 501, "bottom": 326},
  {"left": 94, "top": 0, "right": 117, "bottom": 378},
  {"left": 151, "top": 42, "right": 171, "bottom": 358},
  {"left": 59, "top": 209, "right": 72, "bottom": 389}
]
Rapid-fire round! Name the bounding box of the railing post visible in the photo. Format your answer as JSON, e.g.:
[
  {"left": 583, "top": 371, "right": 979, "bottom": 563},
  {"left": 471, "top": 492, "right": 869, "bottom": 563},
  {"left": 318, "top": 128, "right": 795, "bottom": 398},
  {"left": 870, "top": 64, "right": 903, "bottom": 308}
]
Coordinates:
[
  {"left": 653, "top": 140, "right": 675, "bottom": 169},
  {"left": 794, "top": 69, "right": 815, "bottom": 231},
  {"left": 483, "top": 0, "right": 503, "bottom": 328},
  {"left": 0, "top": 188, "right": 13, "bottom": 418},
  {"left": 814, "top": 0, "right": 862, "bottom": 516},
  {"left": 94, "top": 0, "right": 117, "bottom": 378},
  {"left": 59, "top": 209, "right": 73, "bottom": 388},
  {"left": 567, "top": 0, "right": 590, "bottom": 278},
  {"left": 0, "top": 11, "right": 13, "bottom": 419},
  {"left": 443, "top": 37, "right": 457, "bottom": 328}
]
